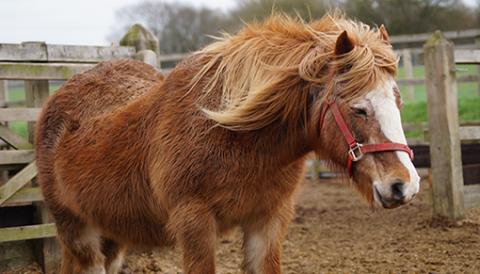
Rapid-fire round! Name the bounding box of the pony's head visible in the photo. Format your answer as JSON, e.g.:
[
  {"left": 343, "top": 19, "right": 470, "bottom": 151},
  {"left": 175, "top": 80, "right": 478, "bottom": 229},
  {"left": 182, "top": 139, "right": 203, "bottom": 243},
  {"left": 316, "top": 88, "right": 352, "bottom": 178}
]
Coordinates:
[
  {"left": 305, "top": 18, "right": 420, "bottom": 208},
  {"left": 189, "top": 13, "right": 419, "bottom": 208}
]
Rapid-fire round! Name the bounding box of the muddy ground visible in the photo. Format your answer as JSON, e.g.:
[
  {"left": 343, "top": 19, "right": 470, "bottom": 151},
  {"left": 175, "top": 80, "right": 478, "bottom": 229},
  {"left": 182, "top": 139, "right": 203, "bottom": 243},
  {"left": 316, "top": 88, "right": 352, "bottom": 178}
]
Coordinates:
[{"left": 10, "top": 177, "right": 480, "bottom": 273}]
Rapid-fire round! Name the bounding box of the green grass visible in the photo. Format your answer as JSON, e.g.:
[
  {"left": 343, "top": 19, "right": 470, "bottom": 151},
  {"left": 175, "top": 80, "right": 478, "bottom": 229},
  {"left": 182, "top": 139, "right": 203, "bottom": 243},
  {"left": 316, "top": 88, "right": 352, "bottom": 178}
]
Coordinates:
[
  {"left": 8, "top": 122, "right": 28, "bottom": 138},
  {"left": 397, "top": 64, "right": 480, "bottom": 138},
  {"left": 397, "top": 64, "right": 478, "bottom": 101},
  {"left": 7, "top": 84, "right": 60, "bottom": 138},
  {"left": 7, "top": 84, "right": 60, "bottom": 101}
]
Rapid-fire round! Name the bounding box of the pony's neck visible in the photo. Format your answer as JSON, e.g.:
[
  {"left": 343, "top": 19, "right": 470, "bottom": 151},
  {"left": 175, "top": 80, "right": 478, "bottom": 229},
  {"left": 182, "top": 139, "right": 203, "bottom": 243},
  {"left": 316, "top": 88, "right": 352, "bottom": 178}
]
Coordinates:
[{"left": 248, "top": 122, "right": 312, "bottom": 167}]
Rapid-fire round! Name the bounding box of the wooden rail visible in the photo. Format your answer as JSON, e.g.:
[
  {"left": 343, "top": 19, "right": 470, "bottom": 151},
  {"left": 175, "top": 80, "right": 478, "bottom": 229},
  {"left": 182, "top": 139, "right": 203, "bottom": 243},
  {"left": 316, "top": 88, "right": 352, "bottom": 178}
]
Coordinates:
[
  {"left": 391, "top": 28, "right": 480, "bottom": 49},
  {"left": 464, "top": 184, "right": 480, "bottom": 208},
  {"left": 0, "top": 62, "right": 94, "bottom": 80},
  {"left": 397, "top": 74, "right": 479, "bottom": 86},
  {"left": 0, "top": 162, "right": 37, "bottom": 205},
  {"left": 0, "top": 108, "right": 41, "bottom": 121},
  {"left": 0, "top": 42, "right": 135, "bottom": 63},
  {"left": 0, "top": 224, "right": 56, "bottom": 242},
  {"left": 455, "top": 49, "right": 480, "bottom": 64},
  {"left": 1, "top": 187, "right": 43, "bottom": 207}
]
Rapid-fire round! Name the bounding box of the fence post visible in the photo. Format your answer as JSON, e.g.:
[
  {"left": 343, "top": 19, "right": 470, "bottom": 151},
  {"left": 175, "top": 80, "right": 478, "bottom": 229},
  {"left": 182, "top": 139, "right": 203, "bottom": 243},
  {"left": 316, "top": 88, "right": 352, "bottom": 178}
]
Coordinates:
[
  {"left": 402, "top": 49, "right": 415, "bottom": 101},
  {"left": 475, "top": 36, "right": 480, "bottom": 96},
  {"left": 0, "top": 81, "right": 7, "bottom": 108},
  {"left": 135, "top": 50, "right": 158, "bottom": 68},
  {"left": 120, "top": 24, "right": 160, "bottom": 68},
  {"left": 424, "top": 31, "right": 464, "bottom": 221},
  {"left": 25, "top": 80, "right": 49, "bottom": 141},
  {"left": 24, "top": 49, "right": 61, "bottom": 272},
  {"left": 0, "top": 80, "right": 8, "bottom": 184}
]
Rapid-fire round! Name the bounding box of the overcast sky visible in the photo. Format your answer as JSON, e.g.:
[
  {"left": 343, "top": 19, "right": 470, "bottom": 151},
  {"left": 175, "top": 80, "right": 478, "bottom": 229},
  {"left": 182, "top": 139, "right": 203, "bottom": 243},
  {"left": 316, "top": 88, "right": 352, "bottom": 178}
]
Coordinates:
[
  {"left": 0, "top": 0, "right": 477, "bottom": 46},
  {"left": 0, "top": 0, "right": 236, "bottom": 46}
]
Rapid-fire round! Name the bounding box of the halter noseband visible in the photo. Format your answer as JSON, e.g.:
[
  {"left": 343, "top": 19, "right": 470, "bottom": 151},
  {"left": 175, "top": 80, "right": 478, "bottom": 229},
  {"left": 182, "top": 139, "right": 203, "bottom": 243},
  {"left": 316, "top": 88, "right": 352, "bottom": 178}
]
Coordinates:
[{"left": 319, "top": 99, "right": 414, "bottom": 177}]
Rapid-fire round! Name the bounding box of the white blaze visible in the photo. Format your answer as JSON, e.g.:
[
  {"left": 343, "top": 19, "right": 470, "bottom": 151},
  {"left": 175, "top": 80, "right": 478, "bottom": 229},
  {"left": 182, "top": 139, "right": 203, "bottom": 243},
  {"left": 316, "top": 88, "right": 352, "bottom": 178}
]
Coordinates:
[{"left": 365, "top": 79, "right": 420, "bottom": 201}]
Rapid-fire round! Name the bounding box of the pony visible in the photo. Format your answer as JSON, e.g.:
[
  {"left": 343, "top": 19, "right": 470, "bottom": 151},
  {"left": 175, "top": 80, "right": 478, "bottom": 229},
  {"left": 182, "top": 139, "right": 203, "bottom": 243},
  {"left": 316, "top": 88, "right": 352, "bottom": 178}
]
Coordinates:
[{"left": 35, "top": 13, "right": 420, "bottom": 274}]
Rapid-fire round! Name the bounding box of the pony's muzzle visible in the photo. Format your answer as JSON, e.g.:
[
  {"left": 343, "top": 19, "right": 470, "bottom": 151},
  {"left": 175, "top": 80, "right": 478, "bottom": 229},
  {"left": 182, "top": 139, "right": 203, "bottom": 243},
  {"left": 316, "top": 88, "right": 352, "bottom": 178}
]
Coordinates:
[{"left": 374, "top": 180, "right": 417, "bottom": 209}]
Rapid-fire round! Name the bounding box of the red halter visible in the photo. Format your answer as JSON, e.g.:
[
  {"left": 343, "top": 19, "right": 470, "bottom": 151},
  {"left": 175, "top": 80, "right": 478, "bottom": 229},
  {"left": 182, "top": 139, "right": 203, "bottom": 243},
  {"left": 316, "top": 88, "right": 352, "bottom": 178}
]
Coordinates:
[{"left": 319, "top": 99, "right": 414, "bottom": 177}]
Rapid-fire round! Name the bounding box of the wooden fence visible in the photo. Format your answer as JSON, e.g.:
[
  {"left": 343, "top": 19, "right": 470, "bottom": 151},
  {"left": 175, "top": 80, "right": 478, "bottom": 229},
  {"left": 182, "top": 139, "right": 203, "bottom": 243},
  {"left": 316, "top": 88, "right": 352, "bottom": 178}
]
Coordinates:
[
  {"left": 391, "top": 28, "right": 480, "bottom": 50},
  {"left": 424, "top": 32, "right": 480, "bottom": 221},
  {"left": 0, "top": 24, "right": 159, "bottom": 272},
  {"left": 397, "top": 48, "right": 480, "bottom": 100}
]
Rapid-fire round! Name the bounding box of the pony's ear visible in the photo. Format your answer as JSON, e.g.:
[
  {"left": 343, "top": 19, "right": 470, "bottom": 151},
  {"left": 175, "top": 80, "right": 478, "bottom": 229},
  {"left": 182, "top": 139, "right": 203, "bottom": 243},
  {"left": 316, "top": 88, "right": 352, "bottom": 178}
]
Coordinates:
[
  {"left": 379, "top": 24, "right": 390, "bottom": 43},
  {"left": 334, "top": 31, "right": 355, "bottom": 56}
]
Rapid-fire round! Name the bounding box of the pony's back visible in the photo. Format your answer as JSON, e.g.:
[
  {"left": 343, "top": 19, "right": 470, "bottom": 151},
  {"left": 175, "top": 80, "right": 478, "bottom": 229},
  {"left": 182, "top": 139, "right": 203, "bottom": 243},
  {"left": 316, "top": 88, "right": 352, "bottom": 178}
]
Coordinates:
[{"left": 35, "top": 60, "right": 163, "bottom": 154}]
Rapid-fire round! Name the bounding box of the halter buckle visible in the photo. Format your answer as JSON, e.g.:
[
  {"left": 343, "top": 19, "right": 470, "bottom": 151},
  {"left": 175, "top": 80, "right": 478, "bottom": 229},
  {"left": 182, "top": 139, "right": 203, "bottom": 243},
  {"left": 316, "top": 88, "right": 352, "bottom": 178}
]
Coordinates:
[{"left": 348, "top": 143, "right": 364, "bottom": 162}]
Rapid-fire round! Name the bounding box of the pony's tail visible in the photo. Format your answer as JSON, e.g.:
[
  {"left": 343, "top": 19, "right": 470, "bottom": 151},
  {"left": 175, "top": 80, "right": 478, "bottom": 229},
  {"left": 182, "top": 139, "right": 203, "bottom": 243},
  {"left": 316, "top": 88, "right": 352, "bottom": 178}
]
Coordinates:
[{"left": 35, "top": 97, "right": 79, "bottom": 159}]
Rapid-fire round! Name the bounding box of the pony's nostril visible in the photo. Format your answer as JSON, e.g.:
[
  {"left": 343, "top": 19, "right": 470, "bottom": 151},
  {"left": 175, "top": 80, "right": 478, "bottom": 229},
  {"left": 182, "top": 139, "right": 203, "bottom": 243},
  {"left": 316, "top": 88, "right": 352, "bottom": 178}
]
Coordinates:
[{"left": 391, "top": 181, "right": 406, "bottom": 201}]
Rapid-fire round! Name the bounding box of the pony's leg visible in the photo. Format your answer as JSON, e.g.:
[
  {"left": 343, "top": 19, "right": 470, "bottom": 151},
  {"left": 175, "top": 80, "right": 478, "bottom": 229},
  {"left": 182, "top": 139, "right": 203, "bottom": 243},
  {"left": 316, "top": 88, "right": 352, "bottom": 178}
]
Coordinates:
[
  {"left": 56, "top": 216, "right": 106, "bottom": 274},
  {"left": 59, "top": 247, "right": 75, "bottom": 274},
  {"left": 101, "top": 238, "right": 126, "bottom": 274},
  {"left": 242, "top": 206, "right": 293, "bottom": 274},
  {"left": 168, "top": 202, "right": 217, "bottom": 274}
]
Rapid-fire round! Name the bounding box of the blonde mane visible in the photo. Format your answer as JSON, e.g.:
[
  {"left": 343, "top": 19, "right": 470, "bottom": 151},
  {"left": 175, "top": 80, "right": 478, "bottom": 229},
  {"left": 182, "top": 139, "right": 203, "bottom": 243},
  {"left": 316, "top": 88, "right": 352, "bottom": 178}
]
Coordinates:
[{"left": 188, "top": 12, "right": 397, "bottom": 131}]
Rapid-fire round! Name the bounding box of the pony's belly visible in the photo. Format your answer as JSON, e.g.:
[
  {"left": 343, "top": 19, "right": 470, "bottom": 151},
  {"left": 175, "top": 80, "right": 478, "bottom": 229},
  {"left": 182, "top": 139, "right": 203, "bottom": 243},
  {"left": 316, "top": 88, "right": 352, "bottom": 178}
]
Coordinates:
[
  {"left": 59, "top": 179, "right": 171, "bottom": 247},
  {"left": 81, "top": 201, "right": 172, "bottom": 247},
  {"left": 95, "top": 214, "right": 172, "bottom": 248}
]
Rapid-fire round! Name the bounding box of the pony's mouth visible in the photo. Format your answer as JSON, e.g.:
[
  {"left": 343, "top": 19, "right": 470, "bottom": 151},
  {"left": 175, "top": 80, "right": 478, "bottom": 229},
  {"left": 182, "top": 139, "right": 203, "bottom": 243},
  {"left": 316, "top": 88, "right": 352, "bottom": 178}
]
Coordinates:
[{"left": 373, "top": 185, "right": 404, "bottom": 209}]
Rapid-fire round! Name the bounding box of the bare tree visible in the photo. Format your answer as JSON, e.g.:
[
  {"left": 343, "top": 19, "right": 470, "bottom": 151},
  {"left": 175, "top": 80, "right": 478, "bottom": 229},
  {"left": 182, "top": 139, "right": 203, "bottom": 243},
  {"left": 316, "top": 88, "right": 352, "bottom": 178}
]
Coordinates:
[
  {"left": 110, "top": 1, "right": 229, "bottom": 54},
  {"left": 109, "top": 0, "right": 478, "bottom": 54},
  {"left": 343, "top": 0, "right": 477, "bottom": 35},
  {"left": 231, "top": 0, "right": 329, "bottom": 23},
  {"left": 476, "top": 0, "right": 480, "bottom": 26}
]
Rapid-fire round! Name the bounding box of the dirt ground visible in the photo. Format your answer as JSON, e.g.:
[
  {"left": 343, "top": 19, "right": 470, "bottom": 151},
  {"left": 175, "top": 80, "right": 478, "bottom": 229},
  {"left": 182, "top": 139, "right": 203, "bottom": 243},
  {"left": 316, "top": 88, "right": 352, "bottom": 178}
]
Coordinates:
[{"left": 10, "top": 177, "right": 480, "bottom": 274}]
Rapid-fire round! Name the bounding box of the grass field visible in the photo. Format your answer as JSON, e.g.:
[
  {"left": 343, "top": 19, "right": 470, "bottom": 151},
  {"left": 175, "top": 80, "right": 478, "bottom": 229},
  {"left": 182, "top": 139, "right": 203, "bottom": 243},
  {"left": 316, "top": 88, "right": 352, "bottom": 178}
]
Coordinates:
[
  {"left": 397, "top": 64, "right": 480, "bottom": 138},
  {"left": 4, "top": 65, "right": 480, "bottom": 139}
]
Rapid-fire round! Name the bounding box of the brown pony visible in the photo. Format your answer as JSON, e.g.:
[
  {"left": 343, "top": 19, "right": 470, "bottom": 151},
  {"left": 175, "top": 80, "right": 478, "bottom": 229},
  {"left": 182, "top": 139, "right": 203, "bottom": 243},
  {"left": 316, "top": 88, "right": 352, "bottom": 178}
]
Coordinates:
[{"left": 35, "top": 13, "right": 419, "bottom": 274}]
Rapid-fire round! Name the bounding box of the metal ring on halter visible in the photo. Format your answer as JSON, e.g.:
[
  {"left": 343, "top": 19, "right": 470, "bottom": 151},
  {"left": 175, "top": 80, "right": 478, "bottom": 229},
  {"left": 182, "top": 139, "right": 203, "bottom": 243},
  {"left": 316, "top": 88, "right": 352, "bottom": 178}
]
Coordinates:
[{"left": 348, "top": 143, "right": 364, "bottom": 162}]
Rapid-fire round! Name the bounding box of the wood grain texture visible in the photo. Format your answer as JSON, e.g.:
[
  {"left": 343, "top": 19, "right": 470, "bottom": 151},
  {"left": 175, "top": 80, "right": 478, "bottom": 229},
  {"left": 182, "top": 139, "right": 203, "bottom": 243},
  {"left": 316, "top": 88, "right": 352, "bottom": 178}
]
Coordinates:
[
  {"left": 454, "top": 49, "right": 480, "bottom": 64},
  {"left": 1, "top": 187, "right": 43, "bottom": 207},
  {"left": 0, "top": 224, "right": 56, "bottom": 243},
  {"left": 0, "top": 124, "right": 33, "bottom": 149},
  {"left": 0, "top": 62, "right": 93, "bottom": 80},
  {"left": 0, "top": 108, "right": 42, "bottom": 121},
  {"left": 0, "top": 150, "right": 34, "bottom": 165},
  {"left": 0, "top": 42, "right": 135, "bottom": 63},
  {"left": 402, "top": 49, "right": 414, "bottom": 100},
  {"left": 0, "top": 161, "right": 37, "bottom": 205},
  {"left": 424, "top": 31, "right": 465, "bottom": 220},
  {"left": 464, "top": 184, "right": 480, "bottom": 208}
]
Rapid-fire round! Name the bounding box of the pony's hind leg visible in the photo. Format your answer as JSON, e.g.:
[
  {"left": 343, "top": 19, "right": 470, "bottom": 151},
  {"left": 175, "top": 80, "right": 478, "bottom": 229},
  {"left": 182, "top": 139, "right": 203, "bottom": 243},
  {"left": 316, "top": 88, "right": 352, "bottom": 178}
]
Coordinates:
[
  {"left": 101, "top": 238, "right": 126, "bottom": 274},
  {"left": 55, "top": 214, "right": 106, "bottom": 274}
]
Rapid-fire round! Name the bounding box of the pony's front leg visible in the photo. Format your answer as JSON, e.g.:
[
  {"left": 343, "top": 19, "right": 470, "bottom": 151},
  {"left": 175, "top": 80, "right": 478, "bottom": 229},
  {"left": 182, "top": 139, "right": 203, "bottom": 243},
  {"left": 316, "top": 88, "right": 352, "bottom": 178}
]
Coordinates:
[
  {"left": 168, "top": 201, "right": 217, "bottom": 274},
  {"left": 242, "top": 206, "right": 293, "bottom": 274}
]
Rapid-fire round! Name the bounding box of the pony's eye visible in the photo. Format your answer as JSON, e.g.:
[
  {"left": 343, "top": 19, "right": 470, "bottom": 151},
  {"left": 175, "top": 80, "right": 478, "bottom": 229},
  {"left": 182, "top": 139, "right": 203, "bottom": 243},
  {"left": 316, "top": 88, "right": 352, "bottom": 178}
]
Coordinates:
[{"left": 352, "top": 107, "right": 368, "bottom": 118}]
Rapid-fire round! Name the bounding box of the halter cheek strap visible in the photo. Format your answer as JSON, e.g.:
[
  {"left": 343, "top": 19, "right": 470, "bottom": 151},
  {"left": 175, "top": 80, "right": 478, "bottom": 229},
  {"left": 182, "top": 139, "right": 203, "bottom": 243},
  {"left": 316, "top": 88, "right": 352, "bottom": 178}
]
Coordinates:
[{"left": 319, "top": 99, "right": 414, "bottom": 177}]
